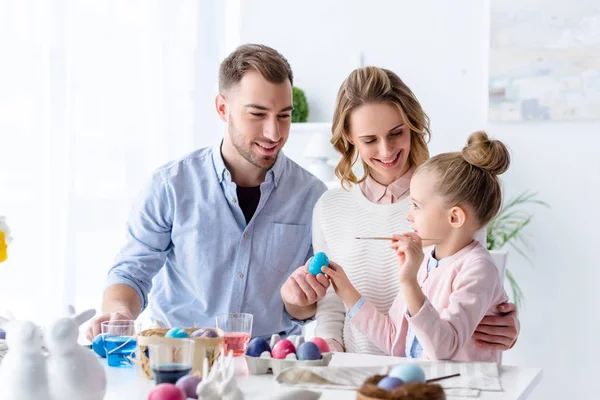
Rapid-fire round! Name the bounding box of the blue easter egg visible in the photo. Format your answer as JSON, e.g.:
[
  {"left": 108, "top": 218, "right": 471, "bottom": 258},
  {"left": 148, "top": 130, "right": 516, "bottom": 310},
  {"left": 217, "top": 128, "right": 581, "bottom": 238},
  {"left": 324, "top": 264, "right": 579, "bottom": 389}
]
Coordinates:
[
  {"left": 165, "top": 327, "right": 188, "bottom": 338},
  {"left": 245, "top": 337, "right": 272, "bottom": 357},
  {"left": 377, "top": 376, "right": 405, "bottom": 391},
  {"left": 297, "top": 341, "right": 322, "bottom": 361},
  {"left": 308, "top": 252, "right": 329, "bottom": 276},
  {"left": 92, "top": 334, "right": 106, "bottom": 358},
  {"left": 0, "top": 329, "right": 5, "bottom": 340},
  {"left": 389, "top": 363, "right": 426, "bottom": 383}
]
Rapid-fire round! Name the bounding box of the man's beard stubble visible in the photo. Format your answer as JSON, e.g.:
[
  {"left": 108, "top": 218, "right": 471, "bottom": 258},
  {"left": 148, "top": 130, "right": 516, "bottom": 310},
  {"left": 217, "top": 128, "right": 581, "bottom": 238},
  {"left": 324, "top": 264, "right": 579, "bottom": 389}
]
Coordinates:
[{"left": 228, "top": 117, "right": 279, "bottom": 170}]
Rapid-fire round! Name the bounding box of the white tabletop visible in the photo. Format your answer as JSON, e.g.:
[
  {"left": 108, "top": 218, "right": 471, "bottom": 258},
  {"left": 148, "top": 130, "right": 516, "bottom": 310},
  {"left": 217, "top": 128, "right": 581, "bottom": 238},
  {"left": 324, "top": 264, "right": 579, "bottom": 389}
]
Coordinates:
[{"left": 103, "top": 352, "right": 542, "bottom": 400}]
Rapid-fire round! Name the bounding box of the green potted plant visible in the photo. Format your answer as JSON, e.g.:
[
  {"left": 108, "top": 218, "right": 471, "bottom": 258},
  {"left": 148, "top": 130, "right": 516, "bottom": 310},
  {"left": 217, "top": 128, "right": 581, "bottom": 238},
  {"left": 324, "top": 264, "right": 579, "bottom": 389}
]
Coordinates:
[
  {"left": 292, "top": 87, "right": 309, "bottom": 123},
  {"left": 487, "top": 191, "right": 549, "bottom": 311}
]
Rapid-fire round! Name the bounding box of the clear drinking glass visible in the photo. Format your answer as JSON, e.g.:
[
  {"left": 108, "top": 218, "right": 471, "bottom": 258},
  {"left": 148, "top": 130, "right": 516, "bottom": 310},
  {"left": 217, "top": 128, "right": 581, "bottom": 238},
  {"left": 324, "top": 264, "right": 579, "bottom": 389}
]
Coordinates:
[
  {"left": 148, "top": 339, "right": 195, "bottom": 384},
  {"left": 101, "top": 320, "right": 137, "bottom": 368},
  {"left": 215, "top": 312, "right": 253, "bottom": 357}
]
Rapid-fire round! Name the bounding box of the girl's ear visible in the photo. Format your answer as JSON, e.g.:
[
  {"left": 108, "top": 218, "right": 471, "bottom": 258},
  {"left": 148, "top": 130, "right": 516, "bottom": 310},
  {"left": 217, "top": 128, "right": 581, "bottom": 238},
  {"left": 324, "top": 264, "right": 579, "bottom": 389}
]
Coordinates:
[{"left": 448, "top": 205, "right": 467, "bottom": 228}]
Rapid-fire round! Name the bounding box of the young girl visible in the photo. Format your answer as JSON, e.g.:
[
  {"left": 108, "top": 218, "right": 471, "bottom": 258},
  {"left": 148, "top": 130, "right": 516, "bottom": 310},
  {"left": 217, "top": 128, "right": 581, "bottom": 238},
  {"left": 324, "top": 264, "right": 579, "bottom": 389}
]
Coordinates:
[{"left": 322, "top": 131, "right": 510, "bottom": 363}]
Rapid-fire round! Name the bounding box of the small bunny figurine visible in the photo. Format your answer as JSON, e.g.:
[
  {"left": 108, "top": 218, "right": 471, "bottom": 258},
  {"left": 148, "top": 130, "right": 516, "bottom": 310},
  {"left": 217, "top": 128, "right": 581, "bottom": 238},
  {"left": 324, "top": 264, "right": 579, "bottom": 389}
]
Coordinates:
[
  {"left": 196, "top": 357, "right": 221, "bottom": 399},
  {"left": 46, "top": 306, "right": 106, "bottom": 400},
  {"left": 0, "top": 316, "right": 51, "bottom": 400},
  {"left": 218, "top": 351, "right": 244, "bottom": 400}
]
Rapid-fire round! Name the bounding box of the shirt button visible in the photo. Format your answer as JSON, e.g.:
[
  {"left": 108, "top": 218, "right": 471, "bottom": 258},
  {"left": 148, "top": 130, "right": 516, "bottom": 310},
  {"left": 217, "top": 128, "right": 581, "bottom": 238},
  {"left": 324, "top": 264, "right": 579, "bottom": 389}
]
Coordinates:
[
  {"left": 238, "top": 273, "right": 244, "bottom": 279},
  {"left": 231, "top": 198, "right": 236, "bottom": 204},
  {"left": 243, "top": 232, "right": 249, "bottom": 239}
]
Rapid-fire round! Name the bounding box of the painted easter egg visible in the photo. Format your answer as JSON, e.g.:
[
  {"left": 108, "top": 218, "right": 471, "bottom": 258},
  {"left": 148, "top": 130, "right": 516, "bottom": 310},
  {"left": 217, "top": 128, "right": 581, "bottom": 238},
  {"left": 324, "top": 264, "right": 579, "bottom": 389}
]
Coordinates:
[
  {"left": 308, "top": 252, "right": 329, "bottom": 276},
  {"left": 389, "top": 363, "right": 426, "bottom": 383},
  {"left": 148, "top": 383, "right": 186, "bottom": 400},
  {"left": 165, "top": 328, "right": 188, "bottom": 339},
  {"left": 309, "top": 337, "right": 330, "bottom": 353},
  {"left": 0, "top": 329, "right": 6, "bottom": 340},
  {"left": 190, "top": 328, "right": 218, "bottom": 338},
  {"left": 297, "top": 341, "right": 321, "bottom": 361},
  {"left": 377, "top": 376, "right": 405, "bottom": 391},
  {"left": 175, "top": 375, "right": 202, "bottom": 399},
  {"left": 271, "top": 339, "right": 296, "bottom": 359},
  {"left": 245, "top": 337, "right": 272, "bottom": 357},
  {"left": 92, "top": 333, "right": 106, "bottom": 358}
]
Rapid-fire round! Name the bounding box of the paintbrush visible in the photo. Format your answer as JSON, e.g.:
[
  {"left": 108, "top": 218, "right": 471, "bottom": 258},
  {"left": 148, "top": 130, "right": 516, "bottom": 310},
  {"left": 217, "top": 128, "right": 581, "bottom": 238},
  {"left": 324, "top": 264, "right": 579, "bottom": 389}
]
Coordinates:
[{"left": 355, "top": 236, "right": 441, "bottom": 242}]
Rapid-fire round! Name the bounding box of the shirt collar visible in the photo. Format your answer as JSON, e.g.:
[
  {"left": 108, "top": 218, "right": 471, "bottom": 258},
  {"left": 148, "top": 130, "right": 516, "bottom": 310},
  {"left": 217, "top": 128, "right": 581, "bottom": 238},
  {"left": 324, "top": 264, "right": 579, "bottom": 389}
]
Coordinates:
[
  {"left": 428, "top": 246, "right": 452, "bottom": 271},
  {"left": 211, "top": 141, "right": 286, "bottom": 187},
  {"left": 362, "top": 167, "right": 414, "bottom": 203},
  {"left": 428, "top": 240, "right": 479, "bottom": 271}
]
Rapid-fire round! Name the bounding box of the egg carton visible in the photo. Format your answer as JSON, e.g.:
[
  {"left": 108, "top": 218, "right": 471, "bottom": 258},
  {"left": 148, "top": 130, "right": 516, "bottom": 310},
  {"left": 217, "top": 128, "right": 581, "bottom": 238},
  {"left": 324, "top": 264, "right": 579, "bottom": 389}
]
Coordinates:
[{"left": 244, "top": 334, "right": 333, "bottom": 375}]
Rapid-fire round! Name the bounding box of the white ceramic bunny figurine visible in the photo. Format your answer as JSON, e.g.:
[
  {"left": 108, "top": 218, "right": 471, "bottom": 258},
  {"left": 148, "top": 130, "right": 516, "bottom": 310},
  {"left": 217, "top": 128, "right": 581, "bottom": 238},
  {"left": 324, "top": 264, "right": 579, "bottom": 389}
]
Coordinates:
[
  {"left": 218, "top": 351, "right": 244, "bottom": 400},
  {"left": 196, "top": 357, "right": 221, "bottom": 399},
  {"left": 46, "top": 306, "right": 106, "bottom": 400},
  {"left": 0, "top": 316, "right": 51, "bottom": 400}
]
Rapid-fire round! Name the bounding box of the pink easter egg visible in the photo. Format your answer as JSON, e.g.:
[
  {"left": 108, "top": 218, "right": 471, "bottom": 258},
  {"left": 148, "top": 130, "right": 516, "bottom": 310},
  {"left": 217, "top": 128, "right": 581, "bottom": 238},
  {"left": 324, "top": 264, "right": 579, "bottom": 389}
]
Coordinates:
[
  {"left": 148, "top": 383, "right": 186, "bottom": 400},
  {"left": 310, "top": 337, "right": 330, "bottom": 353},
  {"left": 271, "top": 339, "right": 296, "bottom": 359}
]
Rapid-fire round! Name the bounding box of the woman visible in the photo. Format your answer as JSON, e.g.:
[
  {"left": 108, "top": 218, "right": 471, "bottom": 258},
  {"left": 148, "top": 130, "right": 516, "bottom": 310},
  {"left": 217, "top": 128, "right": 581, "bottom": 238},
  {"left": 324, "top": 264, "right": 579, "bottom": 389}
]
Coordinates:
[{"left": 313, "top": 66, "right": 519, "bottom": 354}]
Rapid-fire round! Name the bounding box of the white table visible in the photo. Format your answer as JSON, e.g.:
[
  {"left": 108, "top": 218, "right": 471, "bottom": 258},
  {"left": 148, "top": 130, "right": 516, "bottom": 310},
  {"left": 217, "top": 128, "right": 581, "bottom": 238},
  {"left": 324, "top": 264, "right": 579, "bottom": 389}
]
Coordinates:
[{"left": 104, "top": 353, "right": 542, "bottom": 400}]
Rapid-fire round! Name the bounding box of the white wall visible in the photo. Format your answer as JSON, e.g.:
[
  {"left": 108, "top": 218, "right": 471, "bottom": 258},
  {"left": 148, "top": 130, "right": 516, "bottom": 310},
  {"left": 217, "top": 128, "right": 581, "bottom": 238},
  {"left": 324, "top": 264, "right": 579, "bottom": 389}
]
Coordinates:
[{"left": 240, "top": 1, "right": 600, "bottom": 398}]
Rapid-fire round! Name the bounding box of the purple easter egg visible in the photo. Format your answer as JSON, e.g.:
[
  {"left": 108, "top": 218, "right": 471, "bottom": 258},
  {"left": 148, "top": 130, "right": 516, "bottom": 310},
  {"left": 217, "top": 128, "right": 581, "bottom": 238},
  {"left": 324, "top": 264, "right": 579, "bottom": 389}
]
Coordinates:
[
  {"left": 0, "top": 329, "right": 5, "bottom": 340},
  {"left": 191, "top": 328, "right": 218, "bottom": 338},
  {"left": 297, "top": 341, "right": 321, "bottom": 361},
  {"left": 176, "top": 375, "right": 202, "bottom": 399},
  {"left": 377, "top": 376, "right": 405, "bottom": 391},
  {"left": 245, "top": 337, "right": 271, "bottom": 357}
]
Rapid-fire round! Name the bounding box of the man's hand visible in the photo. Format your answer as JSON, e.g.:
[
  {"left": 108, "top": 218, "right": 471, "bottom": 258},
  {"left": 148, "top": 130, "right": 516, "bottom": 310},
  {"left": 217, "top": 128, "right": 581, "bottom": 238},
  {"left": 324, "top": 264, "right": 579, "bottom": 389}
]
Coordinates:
[
  {"left": 473, "top": 302, "right": 520, "bottom": 351},
  {"left": 281, "top": 260, "right": 330, "bottom": 320},
  {"left": 86, "top": 310, "right": 135, "bottom": 342}
]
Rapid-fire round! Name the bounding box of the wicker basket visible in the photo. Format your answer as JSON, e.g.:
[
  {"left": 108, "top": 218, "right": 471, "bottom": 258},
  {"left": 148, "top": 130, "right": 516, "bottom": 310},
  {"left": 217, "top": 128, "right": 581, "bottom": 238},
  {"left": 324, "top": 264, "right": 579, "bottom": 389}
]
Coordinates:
[{"left": 135, "top": 327, "right": 224, "bottom": 380}]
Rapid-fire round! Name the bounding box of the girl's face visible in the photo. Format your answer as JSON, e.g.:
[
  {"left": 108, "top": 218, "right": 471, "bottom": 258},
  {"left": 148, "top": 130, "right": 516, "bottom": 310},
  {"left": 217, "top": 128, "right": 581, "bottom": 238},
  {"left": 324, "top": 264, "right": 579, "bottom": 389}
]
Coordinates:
[
  {"left": 347, "top": 102, "right": 411, "bottom": 186},
  {"left": 406, "top": 170, "right": 452, "bottom": 241}
]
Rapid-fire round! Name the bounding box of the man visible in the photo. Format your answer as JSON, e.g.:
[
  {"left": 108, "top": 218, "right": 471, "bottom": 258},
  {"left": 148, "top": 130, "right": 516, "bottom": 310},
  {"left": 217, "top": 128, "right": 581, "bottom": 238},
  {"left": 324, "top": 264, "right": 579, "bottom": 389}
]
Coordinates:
[{"left": 87, "top": 44, "right": 329, "bottom": 340}]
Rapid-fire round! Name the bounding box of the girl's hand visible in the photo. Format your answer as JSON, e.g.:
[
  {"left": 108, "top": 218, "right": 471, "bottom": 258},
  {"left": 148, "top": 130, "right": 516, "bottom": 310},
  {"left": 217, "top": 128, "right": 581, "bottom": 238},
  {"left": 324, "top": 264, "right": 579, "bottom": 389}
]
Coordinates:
[
  {"left": 391, "top": 232, "right": 424, "bottom": 284},
  {"left": 321, "top": 261, "right": 361, "bottom": 308}
]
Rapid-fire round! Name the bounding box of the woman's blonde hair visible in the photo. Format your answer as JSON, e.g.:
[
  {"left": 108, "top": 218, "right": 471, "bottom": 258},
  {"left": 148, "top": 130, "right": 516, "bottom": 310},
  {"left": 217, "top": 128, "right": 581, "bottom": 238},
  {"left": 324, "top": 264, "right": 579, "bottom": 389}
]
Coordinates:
[
  {"left": 419, "top": 131, "right": 511, "bottom": 227},
  {"left": 331, "top": 67, "right": 431, "bottom": 189}
]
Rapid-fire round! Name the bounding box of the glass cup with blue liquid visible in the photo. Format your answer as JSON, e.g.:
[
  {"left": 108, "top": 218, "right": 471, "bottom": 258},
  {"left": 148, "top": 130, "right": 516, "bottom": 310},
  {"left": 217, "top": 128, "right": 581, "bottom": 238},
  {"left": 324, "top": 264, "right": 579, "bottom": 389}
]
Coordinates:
[
  {"left": 148, "top": 339, "right": 195, "bottom": 385},
  {"left": 101, "top": 320, "right": 137, "bottom": 368}
]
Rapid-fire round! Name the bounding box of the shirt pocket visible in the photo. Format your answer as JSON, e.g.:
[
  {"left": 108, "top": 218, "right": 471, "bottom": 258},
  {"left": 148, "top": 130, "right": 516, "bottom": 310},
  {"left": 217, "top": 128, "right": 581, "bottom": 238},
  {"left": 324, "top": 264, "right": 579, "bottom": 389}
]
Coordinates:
[{"left": 265, "top": 222, "right": 310, "bottom": 273}]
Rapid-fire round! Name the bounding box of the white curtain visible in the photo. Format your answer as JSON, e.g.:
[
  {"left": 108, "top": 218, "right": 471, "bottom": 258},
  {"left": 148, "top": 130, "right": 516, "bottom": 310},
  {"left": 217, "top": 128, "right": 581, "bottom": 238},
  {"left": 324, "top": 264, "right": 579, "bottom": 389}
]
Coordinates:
[{"left": 0, "top": 0, "right": 238, "bottom": 326}]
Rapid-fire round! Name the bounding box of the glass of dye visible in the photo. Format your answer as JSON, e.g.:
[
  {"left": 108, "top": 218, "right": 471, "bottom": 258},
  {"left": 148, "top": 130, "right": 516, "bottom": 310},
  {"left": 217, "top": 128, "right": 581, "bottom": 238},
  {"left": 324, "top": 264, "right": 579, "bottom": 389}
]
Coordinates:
[
  {"left": 101, "top": 320, "right": 137, "bottom": 368},
  {"left": 148, "top": 339, "right": 195, "bottom": 385},
  {"left": 215, "top": 312, "right": 253, "bottom": 357}
]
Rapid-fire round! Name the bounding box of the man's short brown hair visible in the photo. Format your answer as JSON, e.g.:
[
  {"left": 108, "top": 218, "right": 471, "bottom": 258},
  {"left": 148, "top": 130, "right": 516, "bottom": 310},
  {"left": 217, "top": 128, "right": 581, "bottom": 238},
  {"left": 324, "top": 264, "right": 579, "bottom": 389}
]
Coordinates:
[{"left": 219, "top": 44, "right": 293, "bottom": 93}]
